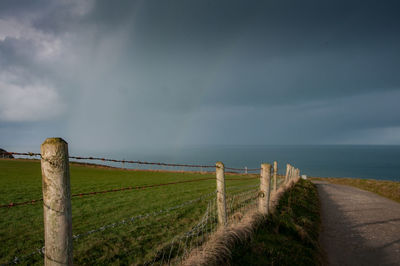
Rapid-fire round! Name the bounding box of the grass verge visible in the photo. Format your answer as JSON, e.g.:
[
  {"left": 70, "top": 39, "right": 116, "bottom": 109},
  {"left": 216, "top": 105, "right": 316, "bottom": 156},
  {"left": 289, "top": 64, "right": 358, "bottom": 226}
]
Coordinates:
[
  {"left": 230, "top": 179, "right": 322, "bottom": 266},
  {"left": 0, "top": 159, "right": 260, "bottom": 265},
  {"left": 311, "top": 177, "right": 400, "bottom": 203}
]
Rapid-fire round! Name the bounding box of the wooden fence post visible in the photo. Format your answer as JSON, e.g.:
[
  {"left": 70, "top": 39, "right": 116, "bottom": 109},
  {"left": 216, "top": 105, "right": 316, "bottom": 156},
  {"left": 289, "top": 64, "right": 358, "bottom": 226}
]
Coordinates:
[
  {"left": 245, "top": 166, "right": 248, "bottom": 175},
  {"left": 290, "top": 166, "right": 294, "bottom": 181},
  {"left": 41, "top": 138, "right": 73, "bottom": 266},
  {"left": 216, "top": 161, "right": 227, "bottom": 226},
  {"left": 285, "top": 164, "right": 290, "bottom": 184},
  {"left": 292, "top": 166, "right": 295, "bottom": 181},
  {"left": 273, "top": 161, "right": 278, "bottom": 192},
  {"left": 259, "top": 163, "right": 272, "bottom": 215}
]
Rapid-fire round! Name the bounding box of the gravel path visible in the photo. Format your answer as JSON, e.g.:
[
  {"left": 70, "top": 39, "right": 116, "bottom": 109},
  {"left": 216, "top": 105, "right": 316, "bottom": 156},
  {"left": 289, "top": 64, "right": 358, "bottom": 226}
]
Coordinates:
[{"left": 313, "top": 181, "right": 400, "bottom": 266}]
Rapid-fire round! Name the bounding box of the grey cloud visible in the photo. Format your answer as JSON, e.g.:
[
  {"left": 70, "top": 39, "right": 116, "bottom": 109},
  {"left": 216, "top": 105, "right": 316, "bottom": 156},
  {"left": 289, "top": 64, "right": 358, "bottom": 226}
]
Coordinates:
[
  {"left": 0, "top": 0, "right": 49, "bottom": 17},
  {"left": 1, "top": 0, "right": 400, "bottom": 151},
  {"left": 95, "top": 0, "right": 400, "bottom": 109}
]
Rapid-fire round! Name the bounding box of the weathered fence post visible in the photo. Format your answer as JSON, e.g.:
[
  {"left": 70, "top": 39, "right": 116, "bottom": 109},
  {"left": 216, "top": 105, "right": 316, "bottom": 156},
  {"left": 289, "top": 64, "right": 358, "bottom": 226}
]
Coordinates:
[
  {"left": 259, "top": 163, "right": 272, "bottom": 215},
  {"left": 245, "top": 166, "right": 248, "bottom": 175},
  {"left": 41, "top": 138, "right": 73, "bottom": 266},
  {"left": 291, "top": 166, "right": 294, "bottom": 181},
  {"left": 216, "top": 161, "right": 227, "bottom": 226},
  {"left": 273, "top": 161, "right": 278, "bottom": 192},
  {"left": 285, "top": 164, "right": 290, "bottom": 184}
]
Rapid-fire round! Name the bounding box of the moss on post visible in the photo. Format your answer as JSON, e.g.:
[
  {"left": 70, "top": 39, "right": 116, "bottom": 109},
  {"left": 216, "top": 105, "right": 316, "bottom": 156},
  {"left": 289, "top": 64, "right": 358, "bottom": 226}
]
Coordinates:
[
  {"left": 41, "top": 138, "right": 72, "bottom": 265},
  {"left": 259, "top": 163, "right": 272, "bottom": 215},
  {"left": 216, "top": 161, "right": 227, "bottom": 226}
]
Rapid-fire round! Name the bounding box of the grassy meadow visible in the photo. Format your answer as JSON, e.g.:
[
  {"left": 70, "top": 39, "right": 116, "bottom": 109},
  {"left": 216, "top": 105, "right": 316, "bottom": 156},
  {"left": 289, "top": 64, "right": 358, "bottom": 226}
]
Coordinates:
[{"left": 0, "top": 159, "right": 259, "bottom": 265}]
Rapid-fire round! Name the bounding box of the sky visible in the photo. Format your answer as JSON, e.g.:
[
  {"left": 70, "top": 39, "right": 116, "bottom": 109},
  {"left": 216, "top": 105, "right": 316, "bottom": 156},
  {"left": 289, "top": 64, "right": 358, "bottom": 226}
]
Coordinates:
[{"left": 1, "top": 0, "right": 400, "bottom": 153}]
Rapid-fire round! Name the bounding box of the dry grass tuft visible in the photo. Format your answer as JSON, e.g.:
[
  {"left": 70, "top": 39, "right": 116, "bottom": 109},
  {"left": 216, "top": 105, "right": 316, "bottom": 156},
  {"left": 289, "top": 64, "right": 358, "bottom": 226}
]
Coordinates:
[
  {"left": 294, "top": 224, "right": 308, "bottom": 241},
  {"left": 182, "top": 178, "right": 300, "bottom": 266},
  {"left": 182, "top": 210, "right": 263, "bottom": 266}
]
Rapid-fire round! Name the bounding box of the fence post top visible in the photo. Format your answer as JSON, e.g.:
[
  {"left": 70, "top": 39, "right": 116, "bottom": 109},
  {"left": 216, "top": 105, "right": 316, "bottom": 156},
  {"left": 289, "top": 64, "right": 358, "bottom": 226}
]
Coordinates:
[
  {"left": 215, "top": 161, "right": 224, "bottom": 168},
  {"left": 261, "top": 163, "right": 271, "bottom": 169},
  {"left": 42, "top": 138, "right": 68, "bottom": 145}
]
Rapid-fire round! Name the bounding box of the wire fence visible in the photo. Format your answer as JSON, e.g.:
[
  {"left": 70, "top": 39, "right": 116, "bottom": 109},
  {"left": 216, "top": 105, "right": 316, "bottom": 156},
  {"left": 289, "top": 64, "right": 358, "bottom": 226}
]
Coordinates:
[
  {"left": 0, "top": 149, "right": 297, "bottom": 265},
  {"left": 2, "top": 191, "right": 218, "bottom": 265},
  {"left": 5, "top": 152, "right": 260, "bottom": 172},
  {"left": 4, "top": 151, "right": 262, "bottom": 175},
  {"left": 0, "top": 176, "right": 259, "bottom": 209}
]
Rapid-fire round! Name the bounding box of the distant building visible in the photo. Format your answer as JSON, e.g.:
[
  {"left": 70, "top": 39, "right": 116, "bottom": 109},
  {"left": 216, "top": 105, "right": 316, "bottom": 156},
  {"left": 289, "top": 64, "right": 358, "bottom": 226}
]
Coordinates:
[{"left": 0, "top": 148, "right": 14, "bottom": 158}]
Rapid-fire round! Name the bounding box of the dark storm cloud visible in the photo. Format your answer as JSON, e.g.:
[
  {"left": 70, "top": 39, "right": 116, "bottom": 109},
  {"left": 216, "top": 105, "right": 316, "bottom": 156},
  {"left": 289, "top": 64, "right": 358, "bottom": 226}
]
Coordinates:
[
  {"left": 0, "top": 0, "right": 49, "bottom": 16},
  {"left": 81, "top": 0, "right": 400, "bottom": 106},
  {"left": 1, "top": 0, "right": 400, "bottom": 151}
]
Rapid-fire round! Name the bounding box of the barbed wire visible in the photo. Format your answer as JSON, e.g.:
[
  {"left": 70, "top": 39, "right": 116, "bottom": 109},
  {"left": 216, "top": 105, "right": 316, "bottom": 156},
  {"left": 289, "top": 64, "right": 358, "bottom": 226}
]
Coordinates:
[
  {"left": 1, "top": 151, "right": 259, "bottom": 209},
  {"left": 227, "top": 188, "right": 259, "bottom": 217},
  {"left": 226, "top": 183, "right": 259, "bottom": 191},
  {"left": 69, "top": 177, "right": 215, "bottom": 198},
  {"left": 225, "top": 166, "right": 261, "bottom": 171},
  {"left": 3, "top": 152, "right": 41, "bottom": 157},
  {"left": 2, "top": 151, "right": 297, "bottom": 265},
  {"left": 1, "top": 246, "right": 44, "bottom": 266},
  {"left": 150, "top": 186, "right": 261, "bottom": 265},
  {"left": 0, "top": 174, "right": 274, "bottom": 209},
  {"left": 5, "top": 152, "right": 263, "bottom": 173},
  {"left": 0, "top": 198, "right": 43, "bottom": 208},
  {"left": 225, "top": 176, "right": 259, "bottom": 181},
  {"left": 1, "top": 176, "right": 259, "bottom": 209},
  {"left": 5, "top": 152, "right": 217, "bottom": 169},
  {"left": 3, "top": 178, "right": 289, "bottom": 265},
  {"left": 227, "top": 187, "right": 259, "bottom": 198},
  {"left": 72, "top": 190, "right": 216, "bottom": 240},
  {"left": 2, "top": 191, "right": 216, "bottom": 265},
  {"left": 148, "top": 196, "right": 217, "bottom": 265},
  {"left": 0, "top": 177, "right": 217, "bottom": 209}
]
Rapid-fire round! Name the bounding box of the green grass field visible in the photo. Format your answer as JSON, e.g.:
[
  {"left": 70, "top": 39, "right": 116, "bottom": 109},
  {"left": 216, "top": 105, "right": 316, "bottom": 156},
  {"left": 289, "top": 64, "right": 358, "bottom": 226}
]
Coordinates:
[{"left": 0, "top": 159, "right": 260, "bottom": 265}]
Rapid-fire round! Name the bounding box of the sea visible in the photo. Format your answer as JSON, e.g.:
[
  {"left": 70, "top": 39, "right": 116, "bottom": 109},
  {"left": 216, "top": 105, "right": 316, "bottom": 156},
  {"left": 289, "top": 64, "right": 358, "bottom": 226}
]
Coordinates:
[{"left": 87, "top": 145, "right": 400, "bottom": 182}]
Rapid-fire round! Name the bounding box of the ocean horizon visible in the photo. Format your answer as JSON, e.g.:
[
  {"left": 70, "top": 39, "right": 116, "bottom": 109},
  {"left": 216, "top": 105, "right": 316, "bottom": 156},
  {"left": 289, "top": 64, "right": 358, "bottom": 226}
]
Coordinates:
[
  {"left": 5, "top": 144, "right": 400, "bottom": 181},
  {"left": 62, "top": 144, "right": 400, "bottom": 182}
]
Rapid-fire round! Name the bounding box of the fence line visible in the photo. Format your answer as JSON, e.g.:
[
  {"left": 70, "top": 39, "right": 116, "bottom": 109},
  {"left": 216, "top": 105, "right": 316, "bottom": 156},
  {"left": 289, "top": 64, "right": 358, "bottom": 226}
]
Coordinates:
[
  {"left": 5, "top": 152, "right": 216, "bottom": 169},
  {"left": 150, "top": 169, "right": 290, "bottom": 265},
  {"left": 72, "top": 191, "right": 217, "bottom": 241},
  {"left": 1, "top": 177, "right": 258, "bottom": 209},
  {"left": 153, "top": 196, "right": 218, "bottom": 265},
  {"left": 3, "top": 191, "right": 217, "bottom": 265},
  {"left": 147, "top": 185, "right": 262, "bottom": 265},
  {"left": 5, "top": 151, "right": 262, "bottom": 173},
  {"left": 1, "top": 140, "right": 302, "bottom": 265},
  {"left": 225, "top": 166, "right": 260, "bottom": 171}
]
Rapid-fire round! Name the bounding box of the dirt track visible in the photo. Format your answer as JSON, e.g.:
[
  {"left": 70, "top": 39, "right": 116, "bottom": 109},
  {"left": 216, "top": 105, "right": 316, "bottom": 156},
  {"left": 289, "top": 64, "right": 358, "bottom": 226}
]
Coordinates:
[{"left": 313, "top": 181, "right": 400, "bottom": 266}]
